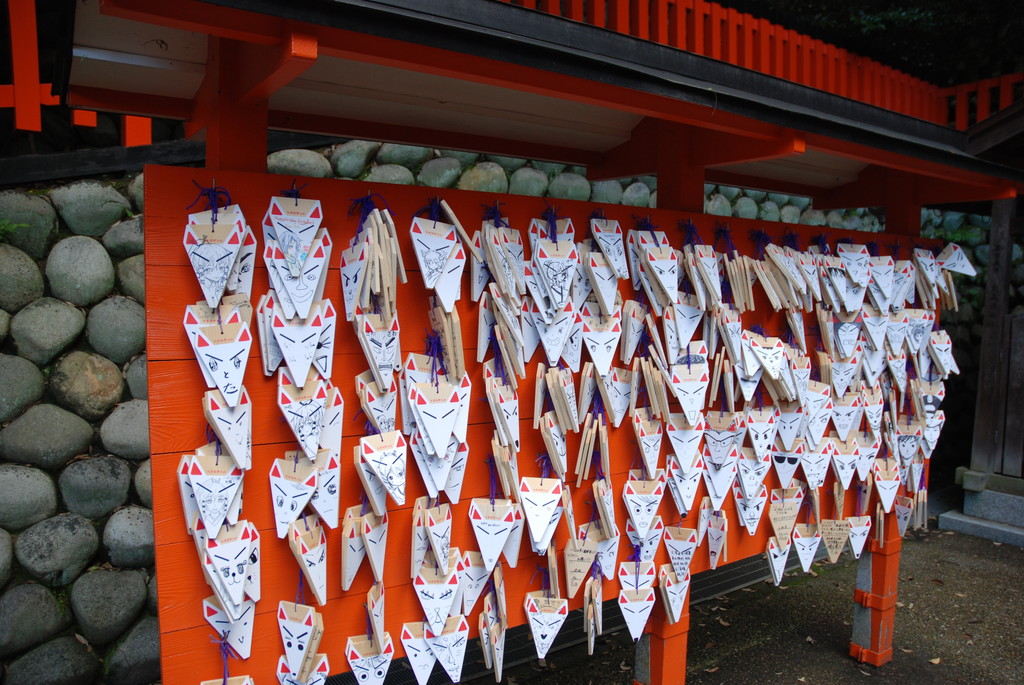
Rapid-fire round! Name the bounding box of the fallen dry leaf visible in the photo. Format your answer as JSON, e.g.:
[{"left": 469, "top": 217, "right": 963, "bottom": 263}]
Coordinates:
[
  {"left": 718, "top": 617, "right": 731, "bottom": 627},
  {"left": 955, "top": 592, "right": 967, "bottom": 598},
  {"left": 900, "top": 647, "right": 913, "bottom": 654},
  {"left": 929, "top": 658, "right": 942, "bottom": 665},
  {"left": 805, "top": 636, "right": 815, "bottom": 644},
  {"left": 704, "top": 667, "right": 720, "bottom": 674},
  {"left": 619, "top": 661, "right": 630, "bottom": 671},
  {"left": 930, "top": 578, "right": 945, "bottom": 586}
]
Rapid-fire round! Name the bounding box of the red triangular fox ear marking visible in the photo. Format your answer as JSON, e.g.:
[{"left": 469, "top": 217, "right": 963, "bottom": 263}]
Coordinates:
[{"left": 310, "top": 206, "right": 321, "bottom": 219}]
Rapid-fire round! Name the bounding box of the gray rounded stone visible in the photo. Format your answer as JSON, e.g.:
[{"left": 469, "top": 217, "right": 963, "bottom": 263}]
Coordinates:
[
  {"left": 569, "top": 165, "right": 587, "bottom": 176},
  {"left": 649, "top": 190, "right": 657, "bottom": 209},
  {"left": 779, "top": 204, "right": 802, "bottom": 224},
  {"left": 637, "top": 175, "right": 657, "bottom": 191},
  {"left": 589, "top": 180, "right": 623, "bottom": 205},
  {"left": 117, "top": 254, "right": 145, "bottom": 304},
  {"left": 0, "top": 465, "right": 57, "bottom": 531},
  {"left": 800, "top": 208, "right": 827, "bottom": 226},
  {"left": 942, "top": 211, "right": 966, "bottom": 231},
  {"left": 743, "top": 189, "right": 767, "bottom": 202},
  {"left": 59, "top": 457, "right": 131, "bottom": 519},
  {"left": 0, "top": 404, "right": 93, "bottom": 471},
  {"left": 126, "top": 354, "right": 147, "bottom": 400},
  {"left": 547, "top": 173, "right": 590, "bottom": 201},
  {"left": 45, "top": 236, "right": 115, "bottom": 306},
  {"left": 100, "top": 400, "right": 149, "bottom": 461},
  {"left": 704, "top": 183, "right": 717, "bottom": 196},
  {"left": 621, "top": 182, "right": 651, "bottom": 208},
  {"left": 457, "top": 162, "right": 509, "bottom": 194},
  {"left": 102, "top": 216, "right": 144, "bottom": 259},
  {"left": 104, "top": 617, "right": 160, "bottom": 685},
  {"left": 70, "top": 569, "right": 147, "bottom": 645},
  {"left": 706, "top": 194, "right": 732, "bottom": 216},
  {"left": 0, "top": 190, "right": 58, "bottom": 260},
  {"left": 531, "top": 161, "right": 566, "bottom": 175},
  {"left": 417, "top": 157, "right": 462, "bottom": 188},
  {"left": 0, "top": 354, "right": 44, "bottom": 422},
  {"left": 0, "top": 583, "right": 72, "bottom": 657},
  {"left": 0, "top": 244, "right": 44, "bottom": 313},
  {"left": 86, "top": 297, "right": 145, "bottom": 365},
  {"left": 974, "top": 245, "right": 990, "bottom": 266},
  {"left": 484, "top": 155, "right": 528, "bottom": 173},
  {"left": 49, "top": 181, "right": 129, "bottom": 237},
  {"left": 789, "top": 196, "right": 812, "bottom": 210},
  {"left": 0, "top": 309, "right": 9, "bottom": 342},
  {"left": 329, "top": 140, "right": 380, "bottom": 178},
  {"left": 127, "top": 173, "right": 144, "bottom": 212},
  {"left": 862, "top": 213, "right": 882, "bottom": 233},
  {"left": 9, "top": 297, "right": 86, "bottom": 366},
  {"left": 767, "top": 192, "right": 790, "bottom": 206},
  {"left": 733, "top": 196, "right": 758, "bottom": 220},
  {"left": 508, "top": 167, "right": 549, "bottom": 197},
  {"left": 377, "top": 144, "right": 432, "bottom": 168},
  {"left": 267, "top": 148, "right": 332, "bottom": 178},
  {"left": 5, "top": 635, "right": 101, "bottom": 685},
  {"left": 103, "top": 506, "right": 154, "bottom": 568},
  {"left": 15, "top": 513, "right": 99, "bottom": 586},
  {"left": 146, "top": 574, "right": 157, "bottom": 613},
  {"left": 0, "top": 189, "right": 57, "bottom": 262},
  {"left": 842, "top": 213, "right": 864, "bottom": 231},
  {"left": 825, "top": 210, "right": 845, "bottom": 228},
  {"left": 438, "top": 149, "right": 479, "bottom": 166},
  {"left": 364, "top": 164, "right": 415, "bottom": 185},
  {"left": 758, "top": 200, "right": 780, "bottom": 222},
  {"left": 961, "top": 225, "right": 987, "bottom": 247},
  {"left": 717, "top": 185, "right": 741, "bottom": 201},
  {"left": 134, "top": 460, "right": 152, "bottom": 508},
  {"left": 49, "top": 351, "right": 124, "bottom": 421},
  {"left": 0, "top": 529, "right": 10, "bottom": 589}
]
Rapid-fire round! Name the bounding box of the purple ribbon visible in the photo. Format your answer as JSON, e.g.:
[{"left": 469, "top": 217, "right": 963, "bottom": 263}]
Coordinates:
[
  {"left": 714, "top": 222, "right": 736, "bottom": 253},
  {"left": 348, "top": 193, "right": 391, "bottom": 234},
  {"left": 811, "top": 234, "right": 831, "bottom": 255},
  {"left": 279, "top": 179, "right": 306, "bottom": 205},
  {"left": 720, "top": 272, "right": 734, "bottom": 304},
  {"left": 485, "top": 455, "right": 499, "bottom": 505},
  {"left": 296, "top": 568, "right": 307, "bottom": 605},
  {"left": 187, "top": 180, "right": 231, "bottom": 224},
  {"left": 536, "top": 453, "right": 553, "bottom": 480},
  {"left": 680, "top": 219, "right": 704, "bottom": 246},
  {"left": 541, "top": 202, "right": 563, "bottom": 242},
  {"left": 782, "top": 229, "right": 800, "bottom": 250},
  {"left": 415, "top": 197, "right": 444, "bottom": 223},
  {"left": 482, "top": 201, "right": 508, "bottom": 228},
  {"left": 530, "top": 564, "right": 552, "bottom": 597},
  {"left": 588, "top": 207, "right": 607, "bottom": 224},
  {"left": 633, "top": 215, "right": 659, "bottom": 243},
  {"left": 365, "top": 603, "right": 374, "bottom": 640},
  {"left": 749, "top": 229, "right": 773, "bottom": 259},
  {"left": 424, "top": 330, "right": 447, "bottom": 385},
  {"left": 489, "top": 332, "right": 508, "bottom": 385},
  {"left": 591, "top": 446, "right": 605, "bottom": 481},
  {"left": 866, "top": 242, "right": 880, "bottom": 257},
  {"left": 887, "top": 241, "right": 902, "bottom": 260},
  {"left": 209, "top": 631, "right": 240, "bottom": 685}
]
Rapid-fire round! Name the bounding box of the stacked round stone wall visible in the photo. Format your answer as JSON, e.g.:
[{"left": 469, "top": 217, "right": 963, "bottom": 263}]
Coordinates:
[
  {"left": 0, "top": 180, "right": 156, "bottom": 685},
  {"left": 0, "top": 141, "right": 1011, "bottom": 684}
]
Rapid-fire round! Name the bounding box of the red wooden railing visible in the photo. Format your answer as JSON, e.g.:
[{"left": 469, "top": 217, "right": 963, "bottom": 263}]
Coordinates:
[
  {"left": 1, "top": 0, "right": 1021, "bottom": 145},
  {"left": 503, "top": 0, "right": 1023, "bottom": 131}
]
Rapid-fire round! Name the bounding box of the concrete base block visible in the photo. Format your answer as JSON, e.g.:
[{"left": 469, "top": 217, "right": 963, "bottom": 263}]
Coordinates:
[
  {"left": 938, "top": 510, "right": 1024, "bottom": 547},
  {"left": 963, "top": 489, "right": 1024, "bottom": 528}
]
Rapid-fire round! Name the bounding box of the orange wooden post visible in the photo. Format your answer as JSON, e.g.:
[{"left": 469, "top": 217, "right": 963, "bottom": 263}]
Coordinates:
[
  {"left": 631, "top": 0, "right": 650, "bottom": 39},
  {"left": 756, "top": 18, "right": 770, "bottom": 73},
  {"left": 708, "top": 3, "right": 723, "bottom": 60},
  {"left": 849, "top": 512, "right": 902, "bottom": 666},
  {"left": 566, "top": 0, "right": 584, "bottom": 22},
  {"left": 650, "top": 0, "right": 670, "bottom": 45},
  {"left": 71, "top": 109, "right": 98, "bottom": 127},
  {"left": 587, "top": 0, "right": 607, "bottom": 29},
  {"left": 635, "top": 597, "right": 691, "bottom": 685},
  {"left": 954, "top": 84, "right": 971, "bottom": 130},
  {"left": 122, "top": 115, "right": 153, "bottom": 146},
  {"left": 725, "top": 8, "right": 741, "bottom": 66},
  {"left": 610, "top": 0, "right": 631, "bottom": 34},
  {"left": 690, "top": 0, "right": 706, "bottom": 56},
  {"left": 740, "top": 11, "right": 754, "bottom": 69},
  {"left": 8, "top": 0, "right": 43, "bottom": 131}
]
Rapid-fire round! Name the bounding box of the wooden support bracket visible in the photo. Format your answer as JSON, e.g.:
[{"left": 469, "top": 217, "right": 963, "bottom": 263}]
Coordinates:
[
  {"left": 235, "top": 26, "right": 318, "bottom": 106},
  {"left": 849, "top": 512, "right": 902, "bottom": 667}
]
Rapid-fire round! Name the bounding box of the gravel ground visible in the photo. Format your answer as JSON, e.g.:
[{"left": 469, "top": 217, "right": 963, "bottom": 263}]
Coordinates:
[{"left": 501, "top": 524, "right": 1024, "bottom": 684}]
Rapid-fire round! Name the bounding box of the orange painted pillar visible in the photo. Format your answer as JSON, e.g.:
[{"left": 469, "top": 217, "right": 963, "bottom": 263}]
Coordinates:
[
  {"left": 849, "top": 512, "right": 902, "bottom": 666},
  {"left": 634, "top": 591, "right": 690, "bottom": 685}
]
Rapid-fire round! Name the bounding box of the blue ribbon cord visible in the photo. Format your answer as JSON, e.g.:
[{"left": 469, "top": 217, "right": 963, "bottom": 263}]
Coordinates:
[{"left": 187, "top": 180, "right": 232, "bottom": 224}]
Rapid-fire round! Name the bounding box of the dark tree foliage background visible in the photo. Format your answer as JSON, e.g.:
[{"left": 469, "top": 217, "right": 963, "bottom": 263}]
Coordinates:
[{"left": 719, "top": 0, "right": 1024, "bottom": 86}]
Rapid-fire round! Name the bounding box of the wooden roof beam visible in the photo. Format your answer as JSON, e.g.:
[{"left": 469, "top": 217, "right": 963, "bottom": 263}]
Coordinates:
[{"left": 234, "top": 26, "right": 318, "bottom": 106}]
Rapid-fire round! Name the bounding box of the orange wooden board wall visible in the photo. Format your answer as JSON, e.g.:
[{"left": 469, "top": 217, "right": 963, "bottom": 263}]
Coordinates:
[{"left": 144, "top": 163, "right": 936, "bottom": 683}]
